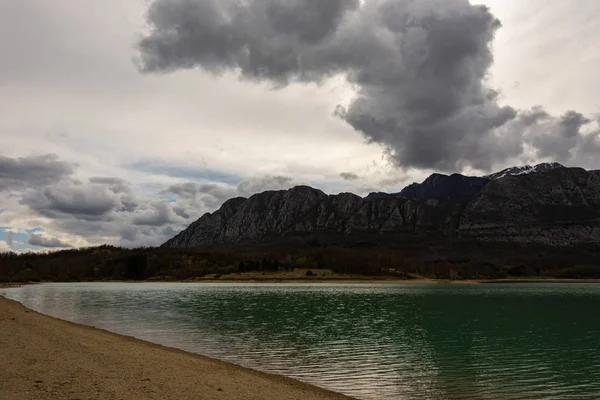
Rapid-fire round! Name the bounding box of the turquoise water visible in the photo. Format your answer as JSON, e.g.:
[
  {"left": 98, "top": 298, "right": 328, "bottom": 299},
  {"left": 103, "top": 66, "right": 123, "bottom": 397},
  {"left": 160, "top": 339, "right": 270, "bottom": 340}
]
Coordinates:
[{"left": 3, "top": 282, "right": 600, "bottom": 399}]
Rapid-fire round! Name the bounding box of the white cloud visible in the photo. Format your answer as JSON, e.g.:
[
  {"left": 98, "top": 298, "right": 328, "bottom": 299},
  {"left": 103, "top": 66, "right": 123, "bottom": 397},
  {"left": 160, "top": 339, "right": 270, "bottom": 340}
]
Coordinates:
[{"left": 0, "top": 240, "right": 13, "bottom": 253}]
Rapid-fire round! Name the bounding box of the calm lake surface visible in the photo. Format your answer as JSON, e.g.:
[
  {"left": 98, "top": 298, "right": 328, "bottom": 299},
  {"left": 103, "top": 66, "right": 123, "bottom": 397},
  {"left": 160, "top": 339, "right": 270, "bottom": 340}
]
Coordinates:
[{"left": 3, "top": 282, "right": 600, "bottom": 399}]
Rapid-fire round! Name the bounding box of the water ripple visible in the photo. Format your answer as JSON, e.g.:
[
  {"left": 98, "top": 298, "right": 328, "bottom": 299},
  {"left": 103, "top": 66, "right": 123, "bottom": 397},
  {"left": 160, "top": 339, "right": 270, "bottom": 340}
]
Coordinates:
[{"left": 4, "top": 282, "right": 600, "bottom": 400}]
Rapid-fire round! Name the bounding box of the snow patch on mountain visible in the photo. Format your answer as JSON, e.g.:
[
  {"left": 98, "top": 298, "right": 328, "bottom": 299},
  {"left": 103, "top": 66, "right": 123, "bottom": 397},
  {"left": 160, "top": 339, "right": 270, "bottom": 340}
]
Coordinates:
[{"left": 485, "top": 162, "right": 565, "bottom": 180}]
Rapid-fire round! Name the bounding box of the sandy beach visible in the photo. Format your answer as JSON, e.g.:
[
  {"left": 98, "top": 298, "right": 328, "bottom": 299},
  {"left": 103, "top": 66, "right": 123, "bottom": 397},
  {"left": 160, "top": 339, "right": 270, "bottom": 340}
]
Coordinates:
[{"left": 0, "top": 296, "right": 352, "bottom": 400}]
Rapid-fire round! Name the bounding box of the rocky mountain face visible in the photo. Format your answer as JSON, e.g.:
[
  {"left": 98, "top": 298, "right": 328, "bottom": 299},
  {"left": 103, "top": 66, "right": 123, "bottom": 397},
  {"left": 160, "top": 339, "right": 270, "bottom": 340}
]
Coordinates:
[
  {"left": 458, "top": 167, "right": 600, "bottom": 245},
  {"left": 164, "top": 168, "right": 600, "bottom": 248},
  {"left": 164, "top": 186, "right": 452, "bottom": 247}
]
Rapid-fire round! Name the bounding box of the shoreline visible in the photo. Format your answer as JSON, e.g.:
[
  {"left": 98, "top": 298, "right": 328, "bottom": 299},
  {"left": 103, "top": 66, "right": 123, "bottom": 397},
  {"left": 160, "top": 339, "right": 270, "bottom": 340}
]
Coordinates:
[
  {"left": 4, "top": 277, "right": 600, "bottom": 288},
  {"left": 3, "top": 279, "right": 599, "bottom": 399},
  {"left": 0, "top": 296, "right": 353, "bottom": 400}
]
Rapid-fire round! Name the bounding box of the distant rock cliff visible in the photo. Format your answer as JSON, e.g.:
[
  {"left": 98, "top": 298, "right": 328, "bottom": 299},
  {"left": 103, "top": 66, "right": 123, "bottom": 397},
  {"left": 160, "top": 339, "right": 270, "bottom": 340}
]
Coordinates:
[{"left": 163, "top": 168, "right": 600, "bottom": 248}]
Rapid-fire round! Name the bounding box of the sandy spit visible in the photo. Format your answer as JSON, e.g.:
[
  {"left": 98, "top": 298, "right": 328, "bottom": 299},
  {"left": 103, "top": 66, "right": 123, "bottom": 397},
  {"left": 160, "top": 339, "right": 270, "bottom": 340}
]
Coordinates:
[{"left": 0, "top": 297, "right": 353, "bottom": 400}]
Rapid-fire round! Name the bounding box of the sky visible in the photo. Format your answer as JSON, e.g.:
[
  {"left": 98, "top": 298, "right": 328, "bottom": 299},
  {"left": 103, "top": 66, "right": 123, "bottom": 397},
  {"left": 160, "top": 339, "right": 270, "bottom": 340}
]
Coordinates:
[{"left": 1, "top": 0, "right": 599, "bottom": 252}]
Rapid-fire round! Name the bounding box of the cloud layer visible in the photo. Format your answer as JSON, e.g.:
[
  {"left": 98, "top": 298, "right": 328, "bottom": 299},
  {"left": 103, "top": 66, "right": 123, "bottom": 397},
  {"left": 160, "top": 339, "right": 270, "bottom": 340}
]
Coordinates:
[
  {"left": 138, "top": 0, "right": 600, "bottom": 171},
  {"left": 0, "top": 154, "right": 299, "bottom": 250},
  {"left": 28, "top": 233, "right": 72, "bottom": 248},
  {"left": 0, "top": 154, "right": 73, "bottom": 192}
]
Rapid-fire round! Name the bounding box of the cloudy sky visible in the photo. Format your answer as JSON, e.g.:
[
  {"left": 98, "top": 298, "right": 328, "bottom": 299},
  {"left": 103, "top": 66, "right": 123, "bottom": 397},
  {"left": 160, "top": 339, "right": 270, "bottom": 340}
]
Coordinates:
[{"left": 1, "top": 0, "right": 599, "bottom": 252}]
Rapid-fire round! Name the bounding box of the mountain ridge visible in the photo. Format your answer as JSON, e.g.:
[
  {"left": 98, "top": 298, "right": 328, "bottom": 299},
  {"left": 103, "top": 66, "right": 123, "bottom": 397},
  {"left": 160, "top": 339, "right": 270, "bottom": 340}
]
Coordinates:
[
  {"left": 164, "top": 167, "right": 600, "bottom": 248},
  {"left": 484, "top": 162, "right": 565, "bottom": 180},
  {"left": 365, "top": 162, "right": 566, "bottom": 201}
]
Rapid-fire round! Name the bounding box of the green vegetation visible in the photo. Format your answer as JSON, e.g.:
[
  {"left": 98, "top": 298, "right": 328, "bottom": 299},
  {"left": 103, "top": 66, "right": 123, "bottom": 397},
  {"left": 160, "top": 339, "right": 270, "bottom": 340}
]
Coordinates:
[{"left": 1, "top": 233, "right": 600, "bottom": 282}]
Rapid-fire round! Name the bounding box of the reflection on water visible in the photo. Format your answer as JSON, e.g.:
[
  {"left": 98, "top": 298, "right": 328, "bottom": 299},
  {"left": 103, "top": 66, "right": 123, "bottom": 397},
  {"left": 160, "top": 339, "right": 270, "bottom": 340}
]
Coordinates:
[{"left": 4, "top": 282, "right": 600, "bottom": 399}]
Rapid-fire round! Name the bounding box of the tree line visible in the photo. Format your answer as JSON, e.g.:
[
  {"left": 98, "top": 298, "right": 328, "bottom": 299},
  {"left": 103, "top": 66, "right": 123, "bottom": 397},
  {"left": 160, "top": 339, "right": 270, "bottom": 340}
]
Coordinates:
[{"left": 1, "top": 234, "right": 600, "bottom": 282}]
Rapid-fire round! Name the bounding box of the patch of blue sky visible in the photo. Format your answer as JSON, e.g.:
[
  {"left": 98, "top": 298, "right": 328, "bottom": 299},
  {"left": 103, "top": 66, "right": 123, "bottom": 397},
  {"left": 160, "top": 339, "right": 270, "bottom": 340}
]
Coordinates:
[
  {"left": 159, "top": 193, "right": 177, "bottom": 203},
  {"left": 1, "top": 227, "right": 47, "bottom": 251},
  {"left": 0, "top": 227, "right": 11, "bottom": 242},
  {"left": 12, "top": 241, "right": 43, "bottom": 253}
]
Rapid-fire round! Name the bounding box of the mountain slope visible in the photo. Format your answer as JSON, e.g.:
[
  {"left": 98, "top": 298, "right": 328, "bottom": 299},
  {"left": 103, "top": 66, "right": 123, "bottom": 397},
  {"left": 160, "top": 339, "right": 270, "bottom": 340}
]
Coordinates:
[{"left": 459, "top": 167, "right": 600, "bottom": 245}]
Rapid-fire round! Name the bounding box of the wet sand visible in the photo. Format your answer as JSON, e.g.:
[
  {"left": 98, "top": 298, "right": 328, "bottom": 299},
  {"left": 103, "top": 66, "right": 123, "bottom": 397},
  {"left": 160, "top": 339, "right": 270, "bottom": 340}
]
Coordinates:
[{"left": 0, "top": 296, "right": 352, "bottom": 400}]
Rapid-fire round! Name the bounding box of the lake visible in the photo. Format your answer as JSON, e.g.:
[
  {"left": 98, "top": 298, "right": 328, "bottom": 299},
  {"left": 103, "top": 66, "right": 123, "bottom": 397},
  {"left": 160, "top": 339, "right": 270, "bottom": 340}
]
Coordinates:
[{"left": 3, "top": 282, "right": 600, "bottom": 399}]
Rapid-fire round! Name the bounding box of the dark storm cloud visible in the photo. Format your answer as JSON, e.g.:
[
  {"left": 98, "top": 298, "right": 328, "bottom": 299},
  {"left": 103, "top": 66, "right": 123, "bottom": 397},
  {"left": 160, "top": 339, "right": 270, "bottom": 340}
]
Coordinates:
[
  {"left": 531, "top": 111, "right": 591, "bottom": 162},
  {"left": 20, "top": 182, "right": 121, "bottom": 219},
  {"left": 28, "top": 233, "right": 72, "bottom": 248},
  {"left": 137, "top": 0, "right": 359, "bottom": 81},
  {"left": 137, "top": 0, "right": 598, "bottom": 171},
  {"left": 264, "top": 0, "right": 360, "bottom": 43},
  {"left": 340, "top": 172, "right": 359, "bottom": 181},
  {"left": 0, "top": 154, "right": 73, "bottom": 191}
]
